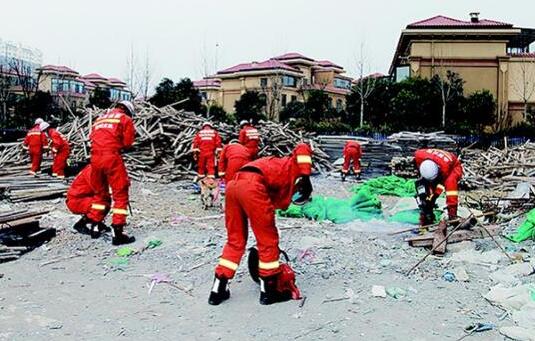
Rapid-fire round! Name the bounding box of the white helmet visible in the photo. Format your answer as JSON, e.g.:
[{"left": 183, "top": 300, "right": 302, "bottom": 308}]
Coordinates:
[
  {"left": 39, "top": 122, "right": 50, "bottom": 131},
  {"left": 34, "top": 118, "right": 44, "bottom": 125},
  {"left": 118, "top": 100, "right": 135, "bottom": 117},
  {"left": 202, "top": 121, "right": 212, "bottom": 128},
  {"left": 239, "top": 120, "right": 249, "bottom": 127},
  {"left": 419, "top": 160, "right": 439, "bottom": 181}
]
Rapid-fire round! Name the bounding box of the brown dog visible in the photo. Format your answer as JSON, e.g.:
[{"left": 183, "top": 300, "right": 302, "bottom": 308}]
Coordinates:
[{"left": 199, "top": 177, "right": 221, "bottom": 210}]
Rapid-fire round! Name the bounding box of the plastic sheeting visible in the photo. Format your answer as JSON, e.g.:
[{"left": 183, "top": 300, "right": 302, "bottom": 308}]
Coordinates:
[
  {"left": 351, "top": 175, "right": 416, "bottom": 198},
  {"left": 507, "top": 209, "right": 535, "bottom": 243}
]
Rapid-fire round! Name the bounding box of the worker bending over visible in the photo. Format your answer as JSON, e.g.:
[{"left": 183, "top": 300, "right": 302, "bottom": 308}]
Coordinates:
[
  {"left": 218, "top": 140, "right": 252, "bottom": 183},
  {"left": 41, "top": 122, "right": 70, "bottom": 179},
  {"left": 238, "top": 120, "right": 260, "bottom": 158},
  {"left": 66, "top": 164, "right": 110, "bottom": 238},
  {"left": 209, "top": 143, "right": 313, "bottom": 306},
  {"left": 414, "top": 148, "right": 463, "bottom": 226},
  {"left": 342, "top": 140, "right": 362, "bottom": 181},
  {"left": 192, "top": 122, "right": 222, "bottom": 179},
  {"left": 23, "top": 118, "right": 48, "bottom": 176},
  {"left": 87, "top": 101, "right": 136, "bottom": 245}
]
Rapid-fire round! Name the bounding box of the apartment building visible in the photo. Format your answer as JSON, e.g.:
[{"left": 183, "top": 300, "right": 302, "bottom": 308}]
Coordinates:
[
  {"left": 194, "top": 52, "right": 353, "bottom": 119},
  {"left": 390, "top": 12, "right": 535, "bottom": 125}
]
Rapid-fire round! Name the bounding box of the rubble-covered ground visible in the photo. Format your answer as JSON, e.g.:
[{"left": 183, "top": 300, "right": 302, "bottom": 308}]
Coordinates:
[{"left": 0, "top": 176, "right": 533, "bottom": 340}]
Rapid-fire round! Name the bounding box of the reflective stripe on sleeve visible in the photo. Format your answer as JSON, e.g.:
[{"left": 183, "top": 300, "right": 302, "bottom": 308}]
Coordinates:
[
  {"left": 112, "top": 208, "right": 129, "bottom": 215},
  {"left": 446, "top": 191, "right": 458, "bottom": 196},
  {"left": 437, "top": 184, "right": 445, "bottom": 191},
  {"left": 218, "top": 258, "right": 238, "bottom": 271},
  {"left": 91, "top": 204, "right": 106, "bottom": 210},
  {"left": 296, "top": 155, "right": 312, "bottom": 164},
  {"left": 259, "top": 260, "right": 280, "bottom": 270}
]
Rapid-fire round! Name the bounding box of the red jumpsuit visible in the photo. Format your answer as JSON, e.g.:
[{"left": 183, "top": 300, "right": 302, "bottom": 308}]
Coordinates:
[
  {"left": 87, "top": 108, "right": 135, "bottom": 226},
  {"left": 215, "top": 143, "right": 313, "bottom": 279},
  {"left": 342, "top": 141, "right": 362, "bottom": 175},
  {"left": 415, "top": 148, "right": 463, "bottom": 218},
  {"left": 66, "top": 165, "right": 110, "bottom": 220},
  {"left": 48, "top": 128, "right": 70, "bottom": 179},
  {"left": 192, "top": 126, "right": 222, "bottom": 178},
  {"left": 218, "top": 143, "right": 252, "bottom": 183},
  {"left": 239, "top": 124, "right": 260, "bottom": 158},
  {"left": 23, "top": 124, "right": 48, "bottom": 175}
]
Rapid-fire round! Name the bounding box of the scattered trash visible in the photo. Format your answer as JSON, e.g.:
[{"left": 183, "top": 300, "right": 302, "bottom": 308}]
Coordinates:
[
  {"left": 109, "top": 257, "right": 129, "bottom": 267},
  {"left": 116, "top": 247, "right": 136, "bottom": 257},
  {"left": 453, "top": 267, "right": 469, "bottom": 282},
  {"left": 146, "top": 239, "right": 162, "bottom": 249},
  {"left": 443, "top": 271, "right": 456, "bottom": 282},
  {"left": 386, "top": 287, "right": 406, "bottom": 299},
  {"left": 460, "top": 322, "right": 495, "bottom": 340},
  {"left": 371, "top": 285, "right": 386, "bottom": 298}
]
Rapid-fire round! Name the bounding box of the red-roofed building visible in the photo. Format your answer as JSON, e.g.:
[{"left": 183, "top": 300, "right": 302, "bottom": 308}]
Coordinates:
[
  {"left": 390, "top": 12, "right": 535, "bottom": 125},
  {"left": 194, "top": 52, "right": 353, "bottom": 119},
  {"left": 37, "top": 65, "right": 87, "bottom": 108}
]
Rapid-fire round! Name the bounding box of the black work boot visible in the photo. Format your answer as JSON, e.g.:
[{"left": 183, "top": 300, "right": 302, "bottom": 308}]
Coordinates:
[
  {"left": 356, "top": 173, "right": 361, "bottom": 180},
  {"left": 341, "top": 172, "right": 346, "bottom": 182},
  {"left": 259, "top": 275, "right": 291, "bottom": 305},
  {"left": 208, "top": 276, "right": 230, "bottom": 305},
  {"left": 73, "top": 216, "right": 93, "bottom": 236},
  {"left": 90, "top": 222, "right": 111, "bottom": 239},
  {"left": 111, "top": 224, "right": 135, "bottom": 245}
]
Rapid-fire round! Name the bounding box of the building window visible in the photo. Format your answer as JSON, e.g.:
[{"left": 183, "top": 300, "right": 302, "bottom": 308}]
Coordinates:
[
  {"left": 328, "top": 97, "right": 333, "bottom": 109},
  {"left": 260, "top": 77, "right": 268, "bottom": 87},
  {"left": 395, "top": 66, "right": 410, "bottom": 82},
  {"left": 333, "top": 78, "right": 351, "bottom": 89},
  {"left": 281, "top": 94, "right": 287, "bottom": 107},
  {"left": 291, "top": 95, "right": 297, "bottom": 102},
  {"left": 282, "top": 75, "right": 297, "bottom": 87}
]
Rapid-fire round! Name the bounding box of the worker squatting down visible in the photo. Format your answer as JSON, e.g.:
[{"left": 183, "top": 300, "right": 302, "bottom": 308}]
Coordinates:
[{"left": 24, "top": 108, "right": 463, "bottom": 306}]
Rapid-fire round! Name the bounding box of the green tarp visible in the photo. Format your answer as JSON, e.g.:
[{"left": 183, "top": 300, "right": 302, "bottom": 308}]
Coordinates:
[
  {"left": 351, "top": 175, "right": 416, "bottom": 197},
  {"left": 388, "top": 208, "right": 442, "bottom": 225},
  {"left": 507, "top": 209, "right": 535, "bottom": 243}
]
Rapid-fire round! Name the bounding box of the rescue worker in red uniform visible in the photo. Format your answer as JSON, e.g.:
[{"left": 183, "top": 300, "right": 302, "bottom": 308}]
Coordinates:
[
  {"left": 66, "top": 164, "right": 111, "bottom": 238},
  {"left": 414, "top": 148, "right": 463, "bottom": 226},
  {"left": 87, "top": 101, "right": 136, "bottom": 245},
  {"left": 217, "top": 140, "right": 252, "bottom": 183},
  {"left": 342, "top": 140, "right": 362, "bottom": 181},
  {"left": 192, "top": 122, "right": 222, "bottom": 179},
  {"left": 209, "top": 143, "right": 314, "bottom": 306},
  {"left": 22, "top": 118, "right": 48, "bottom": 176},
  {"left": 238, "top": 120, "right": 260, "bottom": 158},
  {"left": 41, "top": 122, "right": 70, "bottom": 179}
]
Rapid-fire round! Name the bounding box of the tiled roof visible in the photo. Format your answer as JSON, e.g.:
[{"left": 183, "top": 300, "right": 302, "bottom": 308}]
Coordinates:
[
  {"left": 272, "top": 52, "right": 315, "bottom": 62},
  {"left": 316, "top": 60, "right": 343, "bottom": 69},
  {"left": 77, "top": 77, "right": 96, "bottom": 89},
  {"left": 217, "top": 59, "right": 301, "bottom": 75},
  {"left": 407, "top": 15, "right": 512, "bottom": 28},
  {"left": 107, "top": 77, "right": 127, "bottom": 86},
  {"left": 193, "top": 78, "right": 221, "bottom": 88},
  {"left": 82, "top": 73, "right": 108, "bottom": 82},
  {"left": 39, "top": 65, "right": 79, "bottom": 75}
]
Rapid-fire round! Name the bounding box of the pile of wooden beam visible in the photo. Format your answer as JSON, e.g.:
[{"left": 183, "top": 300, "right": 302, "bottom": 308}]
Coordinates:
[
  {"left": 0, "top": 209, "right": 55, "bottom": 262},
  {"left": 387, "top": 131, "right": 458, "bottom": 153},
  {"left": 0, "top": 174, "right": 68, "bottom": 202},
  {"left": 0, "top": 102, "right": 333, "bottom": 182},
  {"left": 461, "top": 142, "right": 535, "bottom": 191},
  {"left": 389, "top": 156, "right": 417, "bottom": 178}
]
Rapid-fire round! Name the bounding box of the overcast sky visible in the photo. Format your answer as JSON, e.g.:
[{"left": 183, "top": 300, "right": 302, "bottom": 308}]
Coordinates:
[{"left": 1, "top": 0, "right": 533, "bottom": 91}]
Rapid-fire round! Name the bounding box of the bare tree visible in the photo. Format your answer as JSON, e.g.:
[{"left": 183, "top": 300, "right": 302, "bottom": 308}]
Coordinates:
[
  {"left": 198, "top": 42, "right": 220, "bottom": 118},
  {"left": 0, "top": 65, "right": 13, "bottom": 123},
  {"left": 9, "top": 58, "right": 41, "bottom": 99},
  {"left": 125, "top": 44, "right": 142, "bottom": 99},
  {"left": 431, "top": 49, "right": 464, "bottom": 128},
  {"left": 140, "top": 49, "right": 153, "bottom": 100},
  {"left": 262, "top": 70, "right": 285, "bottom": 121},
  {"left": 354, "top": 43, "right": 377, "bottom": 127},
  {"left": 511, "top": 56, "right": 535, "bottom": 120}
]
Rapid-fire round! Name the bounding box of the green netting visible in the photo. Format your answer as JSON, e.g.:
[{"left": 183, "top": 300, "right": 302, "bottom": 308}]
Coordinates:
[
  {"left": 278, "top": 187, "right": 382, "bottom": 224},
  {"left": 507, "top": 209, "right": 535, "bottom": 243},
  {"left": 388, "top": 209, "right": 442, "bottom": 225},
  {"left": 351, "top": 175, "right": 416, "bottom": 197}
]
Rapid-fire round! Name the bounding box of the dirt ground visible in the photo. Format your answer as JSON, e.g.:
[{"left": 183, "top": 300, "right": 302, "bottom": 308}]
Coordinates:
[{"left": 0, "top": 176, "right": 531, "bottom": 340}]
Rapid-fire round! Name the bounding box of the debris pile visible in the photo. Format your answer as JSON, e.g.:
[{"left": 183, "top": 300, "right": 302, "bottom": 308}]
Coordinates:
[
  {"left": 0, "top": 174, "right": 68, "bottom": 202},
  {"left": 0, "top": 102, "right": 333, "bottom": 183},
  {"left": 386, "top": 131, "right": 458, "bottom": 152},
  {"left": 462, "top": 142, "right": 535, "bottom": 191},
  {"left": 389, "top": 156, "right": 417, "bottom": 178},
  {"left": 0, "top": 209, "right": 54, "bottom": 262}
]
